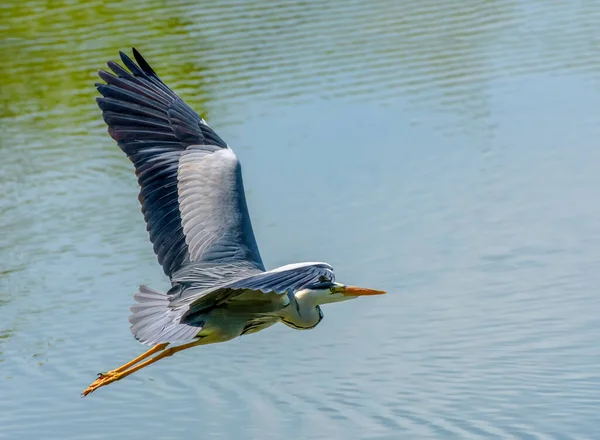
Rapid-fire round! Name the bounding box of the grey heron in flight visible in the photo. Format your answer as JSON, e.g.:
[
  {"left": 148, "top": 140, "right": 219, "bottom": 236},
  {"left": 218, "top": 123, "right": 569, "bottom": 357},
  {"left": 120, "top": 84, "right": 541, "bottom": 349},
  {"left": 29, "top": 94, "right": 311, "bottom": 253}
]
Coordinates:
[{"left": 83, "top": 48, "right": 385, "bottom": 397}]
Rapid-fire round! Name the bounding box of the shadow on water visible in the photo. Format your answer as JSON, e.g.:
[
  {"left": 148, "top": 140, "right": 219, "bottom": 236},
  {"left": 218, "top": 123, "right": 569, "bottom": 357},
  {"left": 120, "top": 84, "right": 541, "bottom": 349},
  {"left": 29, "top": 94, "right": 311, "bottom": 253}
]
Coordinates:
[{"left": 1, "top": 0, "right": 600, "bottom": 439}]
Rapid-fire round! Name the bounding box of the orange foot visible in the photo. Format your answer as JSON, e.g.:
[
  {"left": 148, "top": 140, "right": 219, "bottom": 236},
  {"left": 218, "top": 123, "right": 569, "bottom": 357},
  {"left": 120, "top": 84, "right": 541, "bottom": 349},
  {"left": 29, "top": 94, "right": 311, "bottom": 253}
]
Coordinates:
[
  {"left": 81, "top": 340, "right": 202, "bottom": 397},
  {"left": 81, "top": 343, "right": 169, "bottom": 397},
  {"left": 82, "top": 371, "right": 123, "bottom": 397}
]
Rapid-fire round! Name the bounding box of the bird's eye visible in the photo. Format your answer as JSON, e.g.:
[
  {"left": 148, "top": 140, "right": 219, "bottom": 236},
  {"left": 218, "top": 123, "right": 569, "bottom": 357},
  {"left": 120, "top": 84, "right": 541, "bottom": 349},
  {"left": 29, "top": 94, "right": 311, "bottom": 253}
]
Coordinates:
[{"left": 329, "top": 286, "right": 336, "bottom": 293}]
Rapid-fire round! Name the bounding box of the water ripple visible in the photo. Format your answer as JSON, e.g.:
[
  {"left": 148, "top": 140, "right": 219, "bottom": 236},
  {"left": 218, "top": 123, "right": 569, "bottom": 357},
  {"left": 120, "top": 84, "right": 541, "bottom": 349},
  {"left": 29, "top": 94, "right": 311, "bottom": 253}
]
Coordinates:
[{"left": 2, "top": 0, "right": 600, "bottom": 438}]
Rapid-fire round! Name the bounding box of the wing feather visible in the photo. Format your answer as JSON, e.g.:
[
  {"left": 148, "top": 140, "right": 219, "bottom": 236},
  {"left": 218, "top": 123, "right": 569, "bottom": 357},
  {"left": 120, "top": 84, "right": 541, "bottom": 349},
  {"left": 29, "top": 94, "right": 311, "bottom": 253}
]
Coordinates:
[
  {"left": 230, "top": 262, "right": 335, "bottom": 293},
  {"left": 176, "top": 262, "right": 334, "bottom": 317},
  {"left": 177, "top": 146, "right": 264, "bottom": 268},
  {"left": 95, "top": 48, "right": 261, "bottom": 276}
]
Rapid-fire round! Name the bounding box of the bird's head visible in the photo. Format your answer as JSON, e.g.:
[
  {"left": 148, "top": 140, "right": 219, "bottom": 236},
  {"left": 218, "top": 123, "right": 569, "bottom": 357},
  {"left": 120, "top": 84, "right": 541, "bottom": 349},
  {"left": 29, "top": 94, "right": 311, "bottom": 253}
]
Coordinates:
[{"left": 296, "top": 281, "right": 386, "bottom": 306}]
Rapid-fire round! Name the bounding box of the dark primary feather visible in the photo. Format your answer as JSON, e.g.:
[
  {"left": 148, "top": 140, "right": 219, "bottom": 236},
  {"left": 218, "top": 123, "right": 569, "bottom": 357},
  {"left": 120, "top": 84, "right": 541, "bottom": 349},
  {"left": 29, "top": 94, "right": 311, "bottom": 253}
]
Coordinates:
[{"left": 95, "top": 48, "right": 263, "bottom": 277}]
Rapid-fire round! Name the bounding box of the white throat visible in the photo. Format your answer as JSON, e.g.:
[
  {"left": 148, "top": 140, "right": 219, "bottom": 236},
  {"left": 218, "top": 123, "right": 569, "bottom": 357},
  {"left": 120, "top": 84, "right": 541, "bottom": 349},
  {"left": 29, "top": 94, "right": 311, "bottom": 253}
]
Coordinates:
[{"left": 278, "top": 290, "right": 322, "bottom": 330}]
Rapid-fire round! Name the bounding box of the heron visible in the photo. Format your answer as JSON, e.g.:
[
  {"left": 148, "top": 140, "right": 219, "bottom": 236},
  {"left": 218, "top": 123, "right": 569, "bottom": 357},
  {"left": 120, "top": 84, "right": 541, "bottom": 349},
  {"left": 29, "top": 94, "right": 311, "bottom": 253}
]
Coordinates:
[{"left": 82, "top": 48, "right": 386, "bottom": 397}]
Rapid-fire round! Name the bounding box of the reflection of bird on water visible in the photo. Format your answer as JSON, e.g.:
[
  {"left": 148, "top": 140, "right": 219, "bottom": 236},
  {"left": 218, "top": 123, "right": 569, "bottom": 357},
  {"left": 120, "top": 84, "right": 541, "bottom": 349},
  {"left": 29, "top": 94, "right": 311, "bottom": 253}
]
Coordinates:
[{"left": 83, "top": 49, "right": 385, "bottom": 397}]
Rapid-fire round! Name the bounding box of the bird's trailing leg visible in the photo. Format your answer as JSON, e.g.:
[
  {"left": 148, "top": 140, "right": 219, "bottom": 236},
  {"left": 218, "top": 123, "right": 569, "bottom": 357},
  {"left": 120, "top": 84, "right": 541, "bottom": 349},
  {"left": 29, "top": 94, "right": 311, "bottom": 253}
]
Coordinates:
[
  {"left": 82, "top": 340, "right": 203, "bottom": 397},
  {"left": 105, "top": 342, "right": 169, "bottom": 375}
]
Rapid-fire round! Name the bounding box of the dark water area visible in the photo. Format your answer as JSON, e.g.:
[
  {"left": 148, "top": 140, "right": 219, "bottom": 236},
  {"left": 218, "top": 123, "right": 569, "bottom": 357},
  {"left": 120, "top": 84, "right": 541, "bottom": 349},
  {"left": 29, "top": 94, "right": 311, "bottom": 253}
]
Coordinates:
[{"left": 1, "top": 1, "right": 599, "bottom": 438}]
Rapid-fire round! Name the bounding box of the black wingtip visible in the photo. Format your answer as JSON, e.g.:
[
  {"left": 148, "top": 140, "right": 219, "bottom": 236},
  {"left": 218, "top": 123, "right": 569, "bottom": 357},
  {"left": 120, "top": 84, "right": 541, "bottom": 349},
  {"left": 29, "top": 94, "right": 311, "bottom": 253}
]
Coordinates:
[
  {"left": 97, "top": 69, "right": 116, "bottom": 83},
  {"left": 106, "top": 60, "right": 130, "bottom": 78},
  {"left": 132, "top": 47, "right": 158, "bottom": 77},
  {"left": 119, "top": 50, "right": 145, "bottom": 77}
]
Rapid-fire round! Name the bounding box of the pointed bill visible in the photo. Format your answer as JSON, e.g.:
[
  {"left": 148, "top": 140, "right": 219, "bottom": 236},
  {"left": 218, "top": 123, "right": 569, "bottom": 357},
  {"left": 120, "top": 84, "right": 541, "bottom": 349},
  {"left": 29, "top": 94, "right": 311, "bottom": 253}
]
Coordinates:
[{"left": 342, "top": 286, "right": 387, "bottom": 296}]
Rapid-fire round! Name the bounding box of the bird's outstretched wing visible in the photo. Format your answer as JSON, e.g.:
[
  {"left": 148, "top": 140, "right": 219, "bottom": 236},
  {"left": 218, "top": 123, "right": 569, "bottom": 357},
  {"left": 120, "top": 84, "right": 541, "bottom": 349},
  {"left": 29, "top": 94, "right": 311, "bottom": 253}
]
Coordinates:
[
  {"left": 228, "top": 262, "right": 335, "bottom": 293},
  {"left": 96, "top": 48, "right": 264, "bottom": 277},
  {"left": 175, "top": 262, "right": 335, "bottom": 318}
]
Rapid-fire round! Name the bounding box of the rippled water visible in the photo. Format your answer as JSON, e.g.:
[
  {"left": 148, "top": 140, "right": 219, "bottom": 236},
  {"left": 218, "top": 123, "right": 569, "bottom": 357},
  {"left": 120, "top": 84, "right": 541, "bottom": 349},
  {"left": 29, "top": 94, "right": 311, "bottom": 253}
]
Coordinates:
[{"left": 2, "top": 0, "right": 600, "bottom": 438}]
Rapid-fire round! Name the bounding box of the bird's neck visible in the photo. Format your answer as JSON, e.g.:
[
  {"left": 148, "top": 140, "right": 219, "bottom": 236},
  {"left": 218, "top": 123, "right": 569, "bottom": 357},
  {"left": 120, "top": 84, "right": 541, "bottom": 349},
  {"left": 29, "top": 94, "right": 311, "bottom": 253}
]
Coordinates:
[{"left": 278, "top": 291, "right": 322, "bottom": 330}]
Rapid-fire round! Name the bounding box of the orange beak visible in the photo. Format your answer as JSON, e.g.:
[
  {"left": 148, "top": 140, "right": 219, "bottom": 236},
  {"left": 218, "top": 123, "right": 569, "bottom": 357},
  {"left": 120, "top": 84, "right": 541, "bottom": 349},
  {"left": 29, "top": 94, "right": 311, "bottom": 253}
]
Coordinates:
[{"left": 342, "top": 286, "right": 387, "bottom": 296}]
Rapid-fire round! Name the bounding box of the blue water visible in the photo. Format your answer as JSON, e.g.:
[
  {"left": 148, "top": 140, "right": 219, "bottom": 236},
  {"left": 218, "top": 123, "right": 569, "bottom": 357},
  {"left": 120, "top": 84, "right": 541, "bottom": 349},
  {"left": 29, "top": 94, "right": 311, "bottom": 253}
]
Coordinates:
[{"left": 1, "top": 0, "right": 599, "bottom": 438}]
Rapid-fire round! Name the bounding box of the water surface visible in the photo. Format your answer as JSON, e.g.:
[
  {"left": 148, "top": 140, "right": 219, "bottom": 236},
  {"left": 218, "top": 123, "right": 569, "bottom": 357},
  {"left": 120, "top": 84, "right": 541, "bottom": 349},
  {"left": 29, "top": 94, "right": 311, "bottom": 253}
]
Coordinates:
[{"left": 1, "top": 1, "right": 600, "bottom": 438}]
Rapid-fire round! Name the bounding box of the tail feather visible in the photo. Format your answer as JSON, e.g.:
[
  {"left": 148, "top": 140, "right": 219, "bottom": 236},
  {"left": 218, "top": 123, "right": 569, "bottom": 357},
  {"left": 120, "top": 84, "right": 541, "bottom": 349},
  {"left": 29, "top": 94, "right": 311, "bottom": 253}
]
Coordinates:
[{"left": 129, "top": 285, "right": 202, "bottom": 345}]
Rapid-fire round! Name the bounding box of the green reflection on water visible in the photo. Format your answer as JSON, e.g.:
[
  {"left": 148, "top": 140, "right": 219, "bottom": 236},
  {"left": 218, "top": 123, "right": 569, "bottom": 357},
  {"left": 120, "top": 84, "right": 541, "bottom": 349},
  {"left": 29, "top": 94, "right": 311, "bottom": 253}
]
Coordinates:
[{"left": 2, "top": 0, "right": 210, "bottom": 123}]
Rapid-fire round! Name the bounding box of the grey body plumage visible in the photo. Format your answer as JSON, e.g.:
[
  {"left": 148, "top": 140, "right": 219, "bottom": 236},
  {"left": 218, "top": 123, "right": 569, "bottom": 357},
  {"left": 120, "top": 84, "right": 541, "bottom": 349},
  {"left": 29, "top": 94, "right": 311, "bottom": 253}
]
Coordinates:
[{"left": 130, "top": 261, "right": 335, "bottom": 345}]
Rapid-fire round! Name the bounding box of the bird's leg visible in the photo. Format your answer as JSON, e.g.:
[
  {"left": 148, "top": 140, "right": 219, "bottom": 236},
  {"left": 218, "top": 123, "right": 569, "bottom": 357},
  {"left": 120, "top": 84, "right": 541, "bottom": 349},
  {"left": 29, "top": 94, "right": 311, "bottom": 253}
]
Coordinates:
[
  {"left": 103, "top": 343, "right": 169, "bottom": 376},
  {"left": 82, "top": 343, "right": 169, "bottom": 397},
  {"left": 82, "top": 340, "right": 203, "bottom": 397}
]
